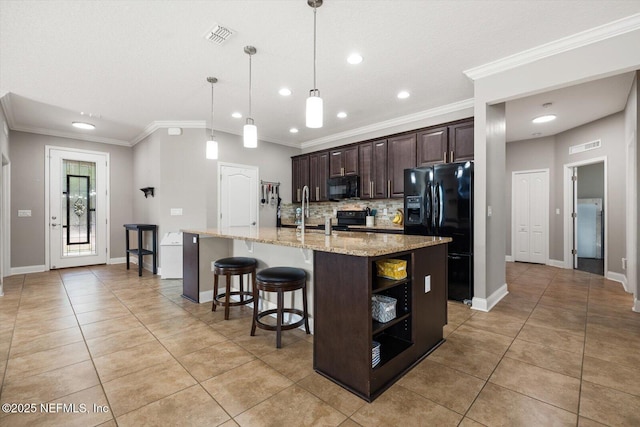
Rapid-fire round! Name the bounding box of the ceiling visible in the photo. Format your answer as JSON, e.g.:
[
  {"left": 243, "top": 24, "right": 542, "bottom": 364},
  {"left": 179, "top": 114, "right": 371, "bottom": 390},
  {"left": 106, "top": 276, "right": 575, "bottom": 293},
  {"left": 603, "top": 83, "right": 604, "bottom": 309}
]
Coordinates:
[{"left": 1, "top": 1, "right": 639, "bottom": 148}]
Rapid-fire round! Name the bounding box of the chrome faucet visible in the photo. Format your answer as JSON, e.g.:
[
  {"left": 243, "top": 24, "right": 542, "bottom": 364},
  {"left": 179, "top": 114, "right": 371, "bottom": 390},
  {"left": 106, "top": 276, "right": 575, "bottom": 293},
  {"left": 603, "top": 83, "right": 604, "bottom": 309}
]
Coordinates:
[{"left": 301, "top": 185, "right": 310, "bottom": 234}]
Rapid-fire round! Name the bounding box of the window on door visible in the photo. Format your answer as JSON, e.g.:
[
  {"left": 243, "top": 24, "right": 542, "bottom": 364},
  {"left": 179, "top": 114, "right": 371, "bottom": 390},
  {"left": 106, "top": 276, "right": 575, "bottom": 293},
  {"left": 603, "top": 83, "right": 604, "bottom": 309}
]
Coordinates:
[{"left": 63, "top": 159, "right": 97, "bottom": 257}]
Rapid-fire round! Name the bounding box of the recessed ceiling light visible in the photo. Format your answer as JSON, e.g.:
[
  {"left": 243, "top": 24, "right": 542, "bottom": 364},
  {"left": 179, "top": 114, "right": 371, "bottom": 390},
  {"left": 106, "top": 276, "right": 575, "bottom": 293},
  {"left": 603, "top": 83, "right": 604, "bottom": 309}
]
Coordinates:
[
  {"left": 279, "top": 88, "right": 292, "bottom": 96},
  {"left": 397, "top": 91, "right": 410, "bottom": 99},
  {"left": 72, "top": 121, "right": 95, "bottom": 130},
  {"left": 289, "top": 128, "right": 299, "bottom": 133},
  {"left": 347, "top": 53, "right": 363, "bottom": 65},
  {"left": 532, "top": 114, "right": 556, "bottom": 124},
  {"left": 232, "top": 112, "right": 242, "bottom": 119},
  {"left": 337, "top": 112, "right": 347, "bottom": 118}
]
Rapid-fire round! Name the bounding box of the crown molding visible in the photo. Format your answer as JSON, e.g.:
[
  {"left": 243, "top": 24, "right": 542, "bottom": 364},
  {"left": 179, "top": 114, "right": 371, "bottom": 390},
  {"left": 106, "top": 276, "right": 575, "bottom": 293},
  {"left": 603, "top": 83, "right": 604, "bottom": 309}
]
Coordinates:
[
  {"left": 0, "top": 93, "right": 17, "bottom": 131},
  {"left": 9, "top": 124, "right": 131, "bottom": 146},
  {"left": 300, "top": 98, "right": 474, "bottom": 149},
  {"left": 130, "top": 120, "right": 207, "bottom": 146},
  {"left": 464, "top": 13, "right": 640, "bottom": 81}
]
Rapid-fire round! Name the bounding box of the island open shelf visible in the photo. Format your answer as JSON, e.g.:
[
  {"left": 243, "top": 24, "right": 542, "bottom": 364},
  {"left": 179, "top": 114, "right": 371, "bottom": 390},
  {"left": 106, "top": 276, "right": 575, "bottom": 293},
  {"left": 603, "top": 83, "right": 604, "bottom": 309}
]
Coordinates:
[{"left": 313, "top": 243, "right": 448, "bottom": 401}]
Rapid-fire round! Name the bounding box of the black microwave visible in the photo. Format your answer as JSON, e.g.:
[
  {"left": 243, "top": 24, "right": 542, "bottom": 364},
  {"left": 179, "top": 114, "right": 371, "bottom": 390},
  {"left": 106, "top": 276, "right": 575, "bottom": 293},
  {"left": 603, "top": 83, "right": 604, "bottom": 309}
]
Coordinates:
[{"left": 327, "top": 175, "right": 359, "bottom": 200}]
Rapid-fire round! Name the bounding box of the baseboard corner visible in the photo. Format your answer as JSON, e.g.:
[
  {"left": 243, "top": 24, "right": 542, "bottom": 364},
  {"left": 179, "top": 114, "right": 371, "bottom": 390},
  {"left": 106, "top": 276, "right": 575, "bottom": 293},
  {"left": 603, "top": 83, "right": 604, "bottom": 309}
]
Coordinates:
[
  {"left": 471, "top": 283, "right": 509, "bottom": 312},
  {"left": 548, "top": 259, "right": 565, "bottom": 268},
  {"left": 633, "top": 299, "right": 640, "bottom": 313},
  {"left": 606, "top": 271, "right": 628, "bottom": 292},
  {"left": 505, "top": 255, "right": 514, "bottom": 262},
  {"left": 11, "top": 265, "right": 46, "bottom": 275}
]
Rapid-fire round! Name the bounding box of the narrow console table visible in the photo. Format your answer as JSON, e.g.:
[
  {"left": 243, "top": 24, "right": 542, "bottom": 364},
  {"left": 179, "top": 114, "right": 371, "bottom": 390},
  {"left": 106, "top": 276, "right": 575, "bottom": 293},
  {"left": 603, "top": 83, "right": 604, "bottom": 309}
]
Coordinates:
[{"left": 124, "top": 224, "right": 158, "bottom": 276}]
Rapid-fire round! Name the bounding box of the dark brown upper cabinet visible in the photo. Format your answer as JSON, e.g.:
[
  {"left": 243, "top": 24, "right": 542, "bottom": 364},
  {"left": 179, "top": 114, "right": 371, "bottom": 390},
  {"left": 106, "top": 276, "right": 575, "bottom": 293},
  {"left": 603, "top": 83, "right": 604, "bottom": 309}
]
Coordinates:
[
  {"left": 309, "top": 151, "right": 329, "bottom": 202},
  {"left": 387, "top": 134, "right": 416, "bottom": 198},
  {"left": 417, "top": 126, "right": 448, "bottom": 166},
  {"left": 448, "top": 120, "right": 474, "bottom": 162},
  {"left": 417, "top": 119, "right": 474, "bottom": 166},
  {"left": 291, "top": 155, "right": 310, "bottom": 203},
  {"left": 359, "top": 139, "right": 388, "bottom": 199},
  {"left": 329, "top": 146, "right": 358, "bottom": 177}
]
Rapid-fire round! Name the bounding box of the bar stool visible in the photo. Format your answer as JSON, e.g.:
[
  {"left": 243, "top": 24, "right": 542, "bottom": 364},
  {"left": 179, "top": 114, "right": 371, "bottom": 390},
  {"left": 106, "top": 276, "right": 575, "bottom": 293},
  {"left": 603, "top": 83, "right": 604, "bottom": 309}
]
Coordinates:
[
  {"left": 212, "top": 257, "right": 257, "bottom": 320},
  {"left": 251, "top": 267, "right": 310, "bottom": 348}
]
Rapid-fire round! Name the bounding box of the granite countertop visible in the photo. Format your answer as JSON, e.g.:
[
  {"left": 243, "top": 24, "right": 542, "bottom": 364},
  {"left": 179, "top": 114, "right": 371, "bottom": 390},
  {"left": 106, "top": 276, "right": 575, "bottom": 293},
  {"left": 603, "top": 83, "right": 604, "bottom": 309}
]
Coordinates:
[{"left": 182, "top": 226, "right": 451, "bottom": 257}]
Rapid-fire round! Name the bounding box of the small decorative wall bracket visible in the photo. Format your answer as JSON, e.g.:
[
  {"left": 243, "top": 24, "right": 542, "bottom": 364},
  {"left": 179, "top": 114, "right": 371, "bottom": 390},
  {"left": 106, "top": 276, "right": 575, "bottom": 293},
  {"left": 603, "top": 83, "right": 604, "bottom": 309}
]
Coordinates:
[{"left": 140, "top": 187, "right": 155, "bottom": 198}]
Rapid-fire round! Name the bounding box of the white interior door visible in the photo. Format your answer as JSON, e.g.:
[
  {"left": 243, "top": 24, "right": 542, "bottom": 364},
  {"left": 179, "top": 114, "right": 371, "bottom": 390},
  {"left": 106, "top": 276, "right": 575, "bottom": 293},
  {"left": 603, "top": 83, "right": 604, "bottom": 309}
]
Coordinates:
[
  {"left": 219, "top": 163, "right": 258, "bottom": 229},
  {"left": 513, "top": 170, "right": 549, "bottom": 264},
  {"left": 48, "top": 148, "right": 108, "bottom": 269}
]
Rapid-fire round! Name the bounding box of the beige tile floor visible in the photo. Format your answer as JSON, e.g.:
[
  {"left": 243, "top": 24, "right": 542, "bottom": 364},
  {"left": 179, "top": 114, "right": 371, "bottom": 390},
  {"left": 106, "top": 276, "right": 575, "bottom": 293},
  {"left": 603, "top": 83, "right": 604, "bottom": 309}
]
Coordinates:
[{"left": 0, "top": 262, "right": 639, "bottom": 426}]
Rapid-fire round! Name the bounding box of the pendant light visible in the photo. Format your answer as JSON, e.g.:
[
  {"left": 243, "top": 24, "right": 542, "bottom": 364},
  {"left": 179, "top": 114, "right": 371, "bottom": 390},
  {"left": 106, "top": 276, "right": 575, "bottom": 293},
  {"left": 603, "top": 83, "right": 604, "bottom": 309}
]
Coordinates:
[
  {"left": 205, "top": 77, "right": 219, "bottom": 159},
  {"left": 306, "top": 0, "right": 323, "bottom": 128},
  {"left": 243, "top": 46, "right": 258, "bottom": 148}
]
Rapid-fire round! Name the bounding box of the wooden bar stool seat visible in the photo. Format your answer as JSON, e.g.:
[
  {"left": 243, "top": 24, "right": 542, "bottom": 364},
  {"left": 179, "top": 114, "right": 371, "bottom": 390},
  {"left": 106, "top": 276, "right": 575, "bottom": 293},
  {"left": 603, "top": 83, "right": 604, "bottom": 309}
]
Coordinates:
[
  {"left": 213, "top": 257, "right": 257, "bottom": 320},
  {"left": 251, "top": 266, "right": 310, "bottom": 348}
]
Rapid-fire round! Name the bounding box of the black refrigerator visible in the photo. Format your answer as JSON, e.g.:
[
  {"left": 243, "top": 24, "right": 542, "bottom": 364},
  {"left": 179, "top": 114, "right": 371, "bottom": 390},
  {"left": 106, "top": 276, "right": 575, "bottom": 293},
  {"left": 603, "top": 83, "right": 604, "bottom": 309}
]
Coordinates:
[{"left": 404, "top": 162, "right": 473, "bottom": 303}]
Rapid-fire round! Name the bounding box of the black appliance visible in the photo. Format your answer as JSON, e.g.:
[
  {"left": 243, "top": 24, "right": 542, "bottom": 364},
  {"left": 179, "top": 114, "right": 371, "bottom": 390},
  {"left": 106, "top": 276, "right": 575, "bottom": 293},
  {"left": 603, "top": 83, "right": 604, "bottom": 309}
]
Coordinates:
[
  {"left": 336, "top": 210, "right": 367, "bottom": 226},
  {"left": 404, "top": 162, "right": 474, "bottom": 303},
  {"left": 327, "top": 175, "right": 359, "bottom": 200}
]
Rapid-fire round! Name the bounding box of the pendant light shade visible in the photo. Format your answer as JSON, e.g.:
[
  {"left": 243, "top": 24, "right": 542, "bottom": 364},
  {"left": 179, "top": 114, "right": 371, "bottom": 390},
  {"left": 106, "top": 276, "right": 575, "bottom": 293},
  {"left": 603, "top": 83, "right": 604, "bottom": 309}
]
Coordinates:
[
  {"left": 205, "top": 77, "right": 218, "bottom": 160},
  {"left": 243, "top": 118, "right": 257, "bottom": 148},
  {"left": 206, "top": 139, "right": 218, "bottom": 159},
  {"left": 243, "top": 46, "right": 258, "bottom": 148},
  {"left": 306, "top": 0, "right": 323, "bottom": 129},
  {"left": 306, "top": 89, "right": 323, "bottom": 128}
]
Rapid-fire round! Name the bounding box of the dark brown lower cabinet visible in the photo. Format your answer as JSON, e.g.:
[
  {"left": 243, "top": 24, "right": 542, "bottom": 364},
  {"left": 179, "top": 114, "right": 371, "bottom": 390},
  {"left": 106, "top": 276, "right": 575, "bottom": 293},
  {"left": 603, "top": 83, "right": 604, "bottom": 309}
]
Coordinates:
[{"left": 313, "top": 243, "right": 448, "bottom": 401}]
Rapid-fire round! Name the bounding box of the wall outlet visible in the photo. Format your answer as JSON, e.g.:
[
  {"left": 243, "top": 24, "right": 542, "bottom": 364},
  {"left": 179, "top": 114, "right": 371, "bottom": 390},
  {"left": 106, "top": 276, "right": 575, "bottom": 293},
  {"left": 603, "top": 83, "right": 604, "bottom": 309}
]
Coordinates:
[
  {"left": 556, "top": 208, "right": 560, "bottom": 215},
  {"left": 487, "top": 206, "right": 492, "bottom": 217},
  {"left": 424, "top": 275, "right": 431, "bottom": 293},
  {"left": 17, "top": 210, "right": 31, "bottom": 217},
  {"left": 170, "top": 208, "right": 183, "bottom": 216}
]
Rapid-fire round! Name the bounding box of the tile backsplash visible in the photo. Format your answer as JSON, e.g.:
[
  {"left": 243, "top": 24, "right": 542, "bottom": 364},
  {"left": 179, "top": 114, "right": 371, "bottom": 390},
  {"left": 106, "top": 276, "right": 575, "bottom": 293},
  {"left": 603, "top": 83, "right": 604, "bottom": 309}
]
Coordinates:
[{"left": 281, "top": 199, "right": 404, "bottom": 227}]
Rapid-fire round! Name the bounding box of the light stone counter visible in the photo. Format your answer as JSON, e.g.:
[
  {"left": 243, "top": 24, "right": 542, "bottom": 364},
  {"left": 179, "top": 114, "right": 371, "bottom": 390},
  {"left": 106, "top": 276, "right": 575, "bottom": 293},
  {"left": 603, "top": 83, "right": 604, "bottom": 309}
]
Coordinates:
[{"left": 181, "top": 226, "right": 450, "bottom": 257}]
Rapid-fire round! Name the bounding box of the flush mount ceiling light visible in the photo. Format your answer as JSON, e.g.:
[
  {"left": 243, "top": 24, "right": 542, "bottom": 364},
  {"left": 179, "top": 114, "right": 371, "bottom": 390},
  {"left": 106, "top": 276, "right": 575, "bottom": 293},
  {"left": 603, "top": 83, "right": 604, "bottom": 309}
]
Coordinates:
[
  {"left": 306, "top": 0, "right": 323, "bottom": 128},
  {"left": 232, "top": 112, "right": 242, "bottom": 119},
  {"left": 243, "top": 45, "right": 258, "bottom": 148},
  {"left": 205, "top": 77, "right": 219, "bottom": 160},
  {"left": 72, "top": 122, "right": 95, "bottom": 130},
  {"left": 532, "top": 114, "right": 556, "bottom": 123},
  {"left": 289, "top": 128, "right": 299, "bottom": 133},
  {"left": 397, "top": 91, "right": 410, "bottom": 99},
  {"left": 347, "top": 53, "right": 363, "bottom": 64},
  {"left": 279, "top": 88, "right": 292, "bottom": 96},
  {"left": 337, "top": 111, "right": 347, "bottom": 118}
]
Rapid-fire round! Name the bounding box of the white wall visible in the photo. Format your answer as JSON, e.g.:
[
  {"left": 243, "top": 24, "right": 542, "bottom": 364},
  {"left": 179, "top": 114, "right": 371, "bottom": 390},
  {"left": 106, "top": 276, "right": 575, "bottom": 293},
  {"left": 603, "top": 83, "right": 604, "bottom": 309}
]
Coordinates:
[
  {"left": 132, "top": 127, "right": 299, "bottom": 269},
  {"left": 624, "top": 73, "right": 638, "bottom": 307}
]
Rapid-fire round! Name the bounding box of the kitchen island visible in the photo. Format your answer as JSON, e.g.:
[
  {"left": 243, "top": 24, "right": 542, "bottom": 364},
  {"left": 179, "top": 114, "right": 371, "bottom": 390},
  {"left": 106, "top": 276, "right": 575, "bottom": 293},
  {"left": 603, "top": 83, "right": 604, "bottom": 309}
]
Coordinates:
[{"left": 181, "top": 226, "right": 450, "bottom": 401}]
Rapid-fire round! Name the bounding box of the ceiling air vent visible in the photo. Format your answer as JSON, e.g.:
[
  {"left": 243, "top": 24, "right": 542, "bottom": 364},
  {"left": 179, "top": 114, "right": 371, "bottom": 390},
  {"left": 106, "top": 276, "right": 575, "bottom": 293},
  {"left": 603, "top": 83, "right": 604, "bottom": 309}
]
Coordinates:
[
  {"left": 204, "top": 24, "right": 234, "bottom": 45},
  {"left": 569, "top": 139, "right": 601, "bottom": 155}
]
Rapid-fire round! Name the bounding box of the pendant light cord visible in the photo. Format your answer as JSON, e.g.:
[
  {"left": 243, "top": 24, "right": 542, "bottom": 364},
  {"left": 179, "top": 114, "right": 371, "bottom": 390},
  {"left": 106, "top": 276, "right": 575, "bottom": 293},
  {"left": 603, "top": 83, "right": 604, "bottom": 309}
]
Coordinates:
[
  {"left": 248, "top": 53, "right": 253, "bottom": 118},
  {"left": 313, "top": 5, "right": 317, "bottom": 90},
  {"left": 211, "top": 83, "right": 219, "bottom": 141}
]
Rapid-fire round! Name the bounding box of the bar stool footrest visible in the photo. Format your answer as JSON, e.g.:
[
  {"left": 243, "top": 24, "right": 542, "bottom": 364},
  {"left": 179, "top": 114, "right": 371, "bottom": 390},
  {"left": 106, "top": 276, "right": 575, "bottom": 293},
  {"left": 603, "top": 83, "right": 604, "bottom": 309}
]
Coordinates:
[
  {"left": 254, "top": 308, "right": 306, "bottom": 331},
  {"left": 213, "top": 291, "right": 254, "bottom": 307}
]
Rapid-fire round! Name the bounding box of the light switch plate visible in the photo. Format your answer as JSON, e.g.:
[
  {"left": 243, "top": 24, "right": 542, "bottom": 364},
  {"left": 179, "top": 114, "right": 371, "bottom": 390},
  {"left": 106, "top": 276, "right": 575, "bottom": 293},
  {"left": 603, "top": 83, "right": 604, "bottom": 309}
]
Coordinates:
[
  {"left": 170, "top": 208, "right": 183, "bottom": 216},
  {"left": 424, "top": 275, "right": 431, "bottom": 293},
  {"left": 17, "top": 210, "right": 32, "bottom": 217}
]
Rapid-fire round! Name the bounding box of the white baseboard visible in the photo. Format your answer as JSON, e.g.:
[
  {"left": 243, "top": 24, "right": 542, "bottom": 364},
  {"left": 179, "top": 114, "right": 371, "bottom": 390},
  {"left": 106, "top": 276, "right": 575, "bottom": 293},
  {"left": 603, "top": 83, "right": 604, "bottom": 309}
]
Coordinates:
[
  {"left": 471, "top": 283, "right": 509, "bottom": 312},
  {"left": 606, "top": 271, "right": 629, "bottom": 292},
  {"left": 505, "top": 255, "right": 514, "bottom": 262},
  {"left": 633, "top": 298, "right": 640, "bottom": 313},
  {"left": 11, "top": 265, "right": 46, "bottom": 275},
  {"left": 110, "top": 257, "right": 126, "bottom": 264},
  {"left": 548, "top": 259, "right": 565, "bottom": 268}
]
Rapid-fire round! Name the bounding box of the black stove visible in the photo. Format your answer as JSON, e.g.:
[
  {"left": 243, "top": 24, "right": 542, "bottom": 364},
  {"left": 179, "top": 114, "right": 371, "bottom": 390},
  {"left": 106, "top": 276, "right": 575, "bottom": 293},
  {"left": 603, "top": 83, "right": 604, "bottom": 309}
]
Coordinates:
[{"left": 336, "top": 210, "right": 367, "bottom": 226}]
